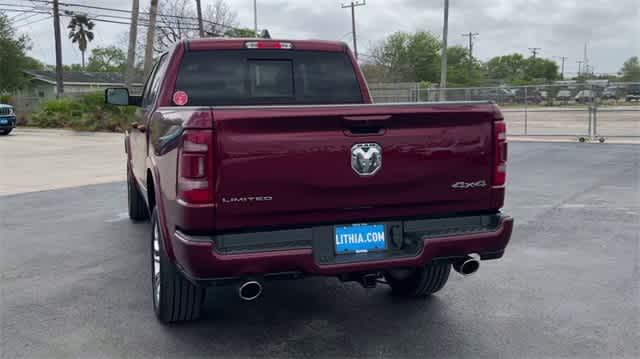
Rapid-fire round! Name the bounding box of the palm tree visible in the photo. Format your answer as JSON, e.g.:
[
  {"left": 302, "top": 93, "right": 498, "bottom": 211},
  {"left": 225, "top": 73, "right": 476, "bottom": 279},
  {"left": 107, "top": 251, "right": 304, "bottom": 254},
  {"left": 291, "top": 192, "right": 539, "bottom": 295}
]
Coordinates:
[{"left": 67, "top": 14, "right": 95, "bottom": 70}]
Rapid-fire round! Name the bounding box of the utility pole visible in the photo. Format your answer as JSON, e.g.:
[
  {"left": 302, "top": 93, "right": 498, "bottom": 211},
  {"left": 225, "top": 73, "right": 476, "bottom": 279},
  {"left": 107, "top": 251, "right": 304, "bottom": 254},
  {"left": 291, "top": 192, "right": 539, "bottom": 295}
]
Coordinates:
[
  {"left": 52, "top": 0, "right": 63, "bottom": 98},
  {"left": 577, "top": 60, "right": 583, "bottom": 78},
  {"left": 555, "top": 56, "right": 568, "bottom": 80},
  {"left": 528, "top": 47, "right": 541, "bottom": 58},
  {"left": 440, "top": 0, "right": 449, "bottom": 100},
  {"left": 253, "top": 0, "right": 258, "bottom": 36},
  {"left": 125, "top": 0, "right": 139, "bottom": 90},
  {"left": 461, "top": 32, "right": 479, "bottom": 59},
  {"left": 462, "top": 32, "right": 478, "bottom": 75},
  {"left": 195, "top": 0, "right": 205, "bottom": 38},
  {"left": 144, "top": 0, "right": 159, "bottom": 76},
  {"left": 341, "top": 1, "right": 366, "bottom": 60}
]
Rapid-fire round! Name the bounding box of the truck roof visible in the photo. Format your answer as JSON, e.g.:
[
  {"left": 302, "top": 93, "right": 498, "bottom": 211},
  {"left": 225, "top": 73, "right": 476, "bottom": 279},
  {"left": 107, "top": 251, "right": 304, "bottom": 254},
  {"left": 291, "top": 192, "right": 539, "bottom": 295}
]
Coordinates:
[{"left": 185, "top": 38, "right": 348, "bottom": 52}]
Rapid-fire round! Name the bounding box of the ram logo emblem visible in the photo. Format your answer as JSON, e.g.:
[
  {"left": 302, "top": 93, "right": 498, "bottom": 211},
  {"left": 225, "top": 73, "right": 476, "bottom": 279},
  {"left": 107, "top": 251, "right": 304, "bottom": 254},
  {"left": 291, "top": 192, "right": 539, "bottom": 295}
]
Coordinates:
[{"left": 351, "top": 143, "right": 382, "bottom": 176}]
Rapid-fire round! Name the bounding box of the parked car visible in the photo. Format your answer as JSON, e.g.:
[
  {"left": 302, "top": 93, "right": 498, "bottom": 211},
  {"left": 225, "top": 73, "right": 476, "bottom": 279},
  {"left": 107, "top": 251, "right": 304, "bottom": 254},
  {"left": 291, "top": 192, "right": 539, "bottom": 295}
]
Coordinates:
[
  {"left": 538, "top": 90, "right": 549, "bottom": 101},
  {"left": 0, "top": 104, "right": 16, "bottom": 135},
  {"left": 106, "top": 38, "right": 513, "bottom": 323},
  {"left": 575, "top": 90, "right": 596, "bottom": 104},
  {"left": 602, "top": 86, "right": 621, "bottom": 100},
  {"left": 625, "top": 84, "right": 640, "bottom": 102},
  {"left": 514, "top": 88, "right": 545, "bottom": 104},
  {"left": 495, "top": 88, "right": 517, "bottom": 104},
  {"left": 555, "top": 89, "right": 573, "bottom": 103}
]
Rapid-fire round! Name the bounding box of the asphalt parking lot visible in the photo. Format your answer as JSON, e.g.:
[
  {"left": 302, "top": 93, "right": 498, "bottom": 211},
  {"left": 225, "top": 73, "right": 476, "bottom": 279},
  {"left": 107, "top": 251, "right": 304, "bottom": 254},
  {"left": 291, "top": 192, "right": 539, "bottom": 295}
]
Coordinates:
[{"left": 1, "top": 130, "right": 639, "bottom": 358}]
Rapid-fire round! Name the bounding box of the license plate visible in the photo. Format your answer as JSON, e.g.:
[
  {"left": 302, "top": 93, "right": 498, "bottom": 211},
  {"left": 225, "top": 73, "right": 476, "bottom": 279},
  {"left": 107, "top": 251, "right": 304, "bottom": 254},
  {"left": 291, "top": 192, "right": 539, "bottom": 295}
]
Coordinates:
[{"left": 335, "top": 223, "right": 386, "bottom": 254}]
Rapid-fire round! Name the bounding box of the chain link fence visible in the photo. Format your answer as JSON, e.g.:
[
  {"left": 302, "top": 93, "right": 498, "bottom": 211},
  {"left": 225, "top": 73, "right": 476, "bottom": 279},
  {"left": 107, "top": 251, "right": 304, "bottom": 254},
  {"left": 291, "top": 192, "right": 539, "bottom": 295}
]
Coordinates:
[{"left": 369, "top": 82, "right": 640, "bottom": 139}]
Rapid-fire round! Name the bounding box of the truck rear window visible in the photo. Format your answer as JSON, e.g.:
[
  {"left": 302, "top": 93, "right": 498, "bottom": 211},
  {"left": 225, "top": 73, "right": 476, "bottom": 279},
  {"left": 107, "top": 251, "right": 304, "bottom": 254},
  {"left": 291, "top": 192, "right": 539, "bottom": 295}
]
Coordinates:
[{"left": 175, "top": 50, "right": 363, "bottom": 106}]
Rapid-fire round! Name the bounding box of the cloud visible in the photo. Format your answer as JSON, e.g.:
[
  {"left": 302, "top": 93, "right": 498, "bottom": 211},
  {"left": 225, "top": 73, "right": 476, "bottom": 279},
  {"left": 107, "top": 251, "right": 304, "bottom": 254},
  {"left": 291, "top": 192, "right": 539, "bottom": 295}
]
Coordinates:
[{"left": 16, "top": 0, "right": 639, "bottom": 73}]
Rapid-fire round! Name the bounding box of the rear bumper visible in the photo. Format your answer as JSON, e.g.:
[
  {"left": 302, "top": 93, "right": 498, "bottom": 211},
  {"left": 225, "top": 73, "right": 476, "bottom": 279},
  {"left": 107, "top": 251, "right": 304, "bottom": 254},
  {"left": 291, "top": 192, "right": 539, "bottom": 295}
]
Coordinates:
[{"left": 170, "top": 213, "right": 513, "bottom": 283}]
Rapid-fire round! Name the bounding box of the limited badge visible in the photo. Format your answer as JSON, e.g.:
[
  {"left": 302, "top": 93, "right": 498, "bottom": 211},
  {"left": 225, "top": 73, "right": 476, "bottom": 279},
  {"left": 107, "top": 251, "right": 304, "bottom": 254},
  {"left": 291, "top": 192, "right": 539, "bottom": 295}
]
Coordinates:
[{"left": 173, "top": 91, "right": 188, "bottom": 106}]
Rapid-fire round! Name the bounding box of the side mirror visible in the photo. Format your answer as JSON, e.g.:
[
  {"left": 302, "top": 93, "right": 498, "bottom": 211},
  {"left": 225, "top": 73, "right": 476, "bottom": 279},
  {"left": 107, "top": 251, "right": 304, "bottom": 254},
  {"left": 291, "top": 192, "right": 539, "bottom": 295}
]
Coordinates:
[{"left": 105, "top": 88, "right": 131, "bottom": 106}]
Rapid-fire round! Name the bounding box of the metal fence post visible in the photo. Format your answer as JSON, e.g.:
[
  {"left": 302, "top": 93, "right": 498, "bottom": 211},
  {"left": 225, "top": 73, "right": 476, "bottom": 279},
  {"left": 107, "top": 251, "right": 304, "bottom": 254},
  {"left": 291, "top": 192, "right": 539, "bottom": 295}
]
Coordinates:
[
  {"left": 588, "top": 106, "right": 592, "bottom": 138},
  {"left": 524, "top": 87, "right": 528, "bottom": 135},
  {"left": 592, "top": 103, "right": 598, "bottom": 139}
]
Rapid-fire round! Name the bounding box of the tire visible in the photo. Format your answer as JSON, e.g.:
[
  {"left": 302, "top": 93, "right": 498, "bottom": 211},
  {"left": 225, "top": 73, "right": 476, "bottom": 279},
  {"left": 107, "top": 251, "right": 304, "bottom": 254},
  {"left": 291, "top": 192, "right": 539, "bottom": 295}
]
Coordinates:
[
  {"left": 151, "top": 208, "right": 205, "bottom": 323},
  {"left": 384, "top": 262, "right": 451, "bottom": 297},
  {"left": 0, "top": 129, "right": 9, "bottom": 135},
  {"left": 127, "top": 166, "right": 149, "bottom": 221}
]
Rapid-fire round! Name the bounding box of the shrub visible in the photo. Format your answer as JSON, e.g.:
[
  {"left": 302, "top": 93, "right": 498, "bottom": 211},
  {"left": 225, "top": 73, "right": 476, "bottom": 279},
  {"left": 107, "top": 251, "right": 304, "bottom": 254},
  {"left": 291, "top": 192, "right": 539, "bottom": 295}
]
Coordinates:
[{"left": 29, "top": 92, "right": 136, "bottom": 132}]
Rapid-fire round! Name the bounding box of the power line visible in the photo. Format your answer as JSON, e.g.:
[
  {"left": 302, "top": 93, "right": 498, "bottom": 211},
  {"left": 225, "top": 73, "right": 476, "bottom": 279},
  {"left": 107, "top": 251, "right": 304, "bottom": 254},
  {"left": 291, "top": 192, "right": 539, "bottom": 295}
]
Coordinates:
[
  {"left": 14, "top": 14, "right": 51, "bottom": 28},
  {"left": 14, "top": 0, "right": 237, "bottom": 29},
  {"left": 341, "top": 1, "right": 366, "bottom": 60},
  {"left": 2, "top": 6, "right": 209, "bottom": 31},
  {"left": 10, "top": 12, "right": 41, "bottom": 25},
  {"left": 9, "top": 11, "right": 31, "bottom": 21},
  {"left": 0, "top": 8, "right": 50, "bottom": 15},
  {"left": 0, "top": 2, "right": 42, "bottom": 9}
]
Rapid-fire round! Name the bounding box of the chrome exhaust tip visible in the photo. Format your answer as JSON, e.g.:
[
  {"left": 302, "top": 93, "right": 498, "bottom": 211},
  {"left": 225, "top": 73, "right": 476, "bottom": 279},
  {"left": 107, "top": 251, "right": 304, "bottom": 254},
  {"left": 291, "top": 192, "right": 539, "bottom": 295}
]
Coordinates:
[
  {"left": 453, "top": 256, "right": 480, "bottom": 276},
  {"left": 238, "top": 280, "right": 263, "bottom": 301}
]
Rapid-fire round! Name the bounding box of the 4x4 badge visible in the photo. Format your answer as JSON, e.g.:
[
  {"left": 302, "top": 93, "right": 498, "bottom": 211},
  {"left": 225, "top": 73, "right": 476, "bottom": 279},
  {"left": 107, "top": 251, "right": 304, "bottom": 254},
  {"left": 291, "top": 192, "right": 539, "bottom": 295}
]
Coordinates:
[{"left": 451, "top": 180, "right": 487, "bottom": 189}]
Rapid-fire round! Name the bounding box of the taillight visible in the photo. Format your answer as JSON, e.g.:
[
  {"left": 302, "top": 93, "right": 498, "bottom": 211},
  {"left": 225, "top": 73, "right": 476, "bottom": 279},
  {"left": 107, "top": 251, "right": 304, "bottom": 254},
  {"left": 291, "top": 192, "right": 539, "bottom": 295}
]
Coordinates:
[
  {"left": 177, "top": 130, "right": 214, "bottom": 204},
  {"left": 493, "top": 121, "right": 507, "bottom": 187}
]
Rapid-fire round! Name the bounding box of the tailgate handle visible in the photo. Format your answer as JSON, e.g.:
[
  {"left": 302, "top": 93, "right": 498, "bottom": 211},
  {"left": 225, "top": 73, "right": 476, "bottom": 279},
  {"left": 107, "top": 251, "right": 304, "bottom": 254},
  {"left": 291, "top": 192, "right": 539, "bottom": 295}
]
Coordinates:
[
  {"left": 342, "top": 115, "right": 390, "bottom": 135},
  {"left": 342, "top": 115, "right": 392, "bottom": 123}
]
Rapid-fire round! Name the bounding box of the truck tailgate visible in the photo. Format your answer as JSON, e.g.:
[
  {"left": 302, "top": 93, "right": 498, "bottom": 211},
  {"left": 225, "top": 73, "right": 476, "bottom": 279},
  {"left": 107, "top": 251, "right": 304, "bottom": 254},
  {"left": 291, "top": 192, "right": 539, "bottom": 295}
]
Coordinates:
[{"left": 212, "top": 103, "right": 498, "bottom": 231}]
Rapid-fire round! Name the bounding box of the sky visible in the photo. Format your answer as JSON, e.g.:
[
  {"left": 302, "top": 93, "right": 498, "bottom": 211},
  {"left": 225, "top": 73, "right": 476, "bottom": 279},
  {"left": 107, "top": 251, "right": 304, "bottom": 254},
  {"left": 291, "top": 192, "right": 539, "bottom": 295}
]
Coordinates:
[{"left": 9, "top": 0, "right": 640, "bottom": 74}]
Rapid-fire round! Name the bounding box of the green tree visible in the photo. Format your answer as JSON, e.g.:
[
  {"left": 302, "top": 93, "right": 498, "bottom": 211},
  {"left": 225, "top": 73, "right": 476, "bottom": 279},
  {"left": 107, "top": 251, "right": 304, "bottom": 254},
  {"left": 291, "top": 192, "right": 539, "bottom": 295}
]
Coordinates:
[
  {"left": 0, "top": 12, "right": 32, "bottom": 92},
  {"left": 525, "top": 58, "right": 559, "bottom": 82},
  {"left": 23, "top": 56, "right": 45, "bottom": 70},
  {"left": 485, "top": 54, "right": 527, "bottom": 83},
  {"left": 368, "top": 32, "right": 486, "bottom": 86},
  {"left": 620, "top": 56, "right": 640, "bottom": 81},
  {"left": 67, "top": 14, "right": 95, "bottom": 69},
  {"left": 445, "top": 46, "right": 485, "bottom": 86},
  {"left": 223, "top": 28, "right": 256, "bottom": 38},
  {"left": 370, "top": 31, "right": 440, "bottom": 83},
  {"left": 86, "top": 46, "right": 126, "bottom": 72},
  {"left": 485, "top": 53, "right": 558, "bottom": 84}
]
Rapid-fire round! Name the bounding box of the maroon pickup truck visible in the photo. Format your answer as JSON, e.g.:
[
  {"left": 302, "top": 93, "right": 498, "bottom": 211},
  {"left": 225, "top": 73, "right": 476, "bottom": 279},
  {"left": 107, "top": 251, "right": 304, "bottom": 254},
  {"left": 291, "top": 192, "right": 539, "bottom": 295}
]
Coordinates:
[{"left": 106, "top": 38, "right": 513, "bottom": 323}]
